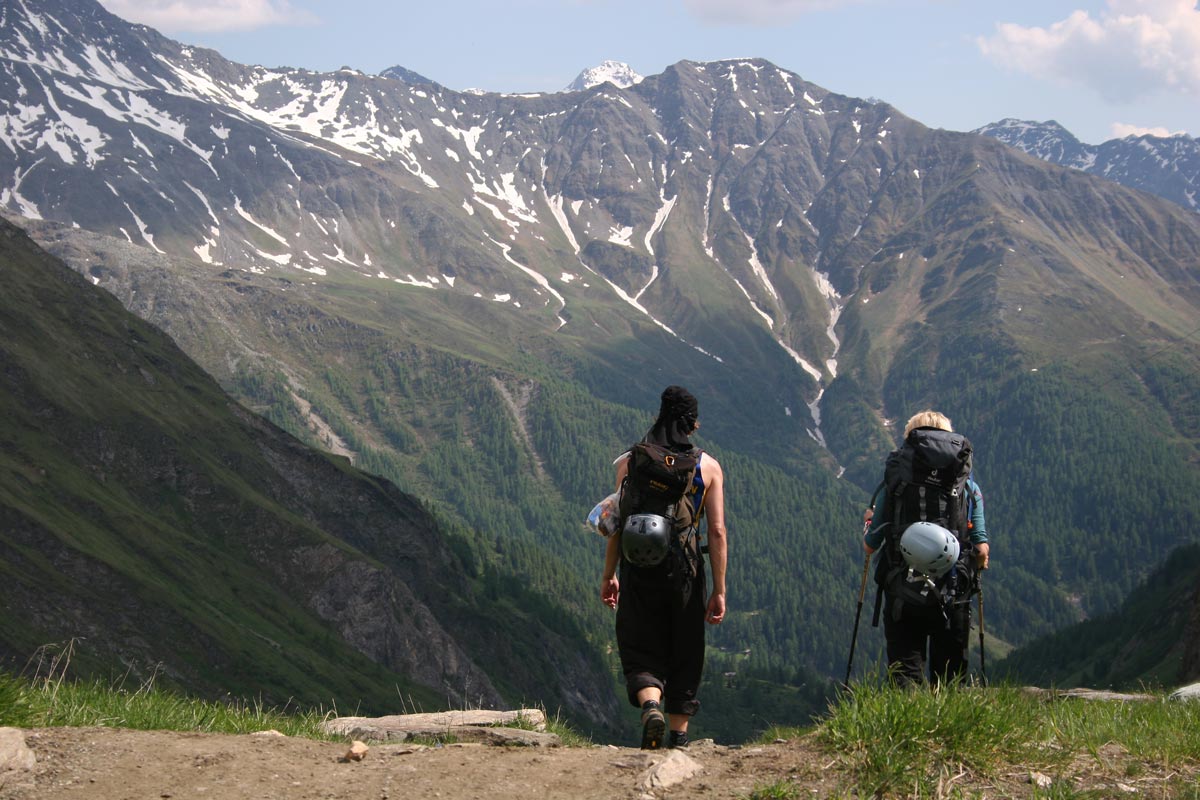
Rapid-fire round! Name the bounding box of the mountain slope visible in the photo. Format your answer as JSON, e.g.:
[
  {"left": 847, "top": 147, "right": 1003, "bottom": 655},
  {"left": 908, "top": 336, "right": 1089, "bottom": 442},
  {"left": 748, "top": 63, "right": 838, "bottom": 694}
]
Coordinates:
[
  {"left": 997, "top": 544, "right": 1200, "bottom": 690},
  {"left": 976, "top": 118, "right": 1200, "bottom": 214},
  {"left": 2, "top": 0, "right": 1200, "bottom": 735},
  {"left": 0, "top": 216, "right": 617, "bottom": 729}
]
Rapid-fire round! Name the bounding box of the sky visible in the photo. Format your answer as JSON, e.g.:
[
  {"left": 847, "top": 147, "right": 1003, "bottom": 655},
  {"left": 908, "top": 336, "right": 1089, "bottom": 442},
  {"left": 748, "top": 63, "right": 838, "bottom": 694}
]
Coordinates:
[{"left": 95, "top": 0, "right": 1200, "bottom": 145}]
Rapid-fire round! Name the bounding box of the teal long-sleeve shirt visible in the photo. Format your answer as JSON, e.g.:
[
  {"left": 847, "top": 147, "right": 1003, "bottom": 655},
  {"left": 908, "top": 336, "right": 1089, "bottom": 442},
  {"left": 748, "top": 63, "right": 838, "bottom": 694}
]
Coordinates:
[{"left": 864, "top": 478, "right": 987, "bottom": 551}]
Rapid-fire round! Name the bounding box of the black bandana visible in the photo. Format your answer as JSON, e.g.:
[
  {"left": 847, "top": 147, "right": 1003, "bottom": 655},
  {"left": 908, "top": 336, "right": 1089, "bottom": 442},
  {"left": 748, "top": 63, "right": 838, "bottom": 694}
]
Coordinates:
[{"left": 643, "top": 385, "right": 698, "bottom": 452}]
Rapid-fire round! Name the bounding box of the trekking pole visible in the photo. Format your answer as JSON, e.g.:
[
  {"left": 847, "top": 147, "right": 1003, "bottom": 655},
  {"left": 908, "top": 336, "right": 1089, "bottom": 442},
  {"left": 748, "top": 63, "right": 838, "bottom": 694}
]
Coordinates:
[
  {"left": 843, "top": 520, "right": 872, "bottom": 688},
  {"left": 844, "top": 483, "right": 884, "bottom": 688}
]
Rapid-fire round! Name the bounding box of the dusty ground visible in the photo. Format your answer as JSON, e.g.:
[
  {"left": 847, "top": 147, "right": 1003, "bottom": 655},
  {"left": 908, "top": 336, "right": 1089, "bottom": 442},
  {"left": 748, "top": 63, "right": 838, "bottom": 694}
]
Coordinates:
[
  {"left": 1, "top": 727, "right": 834, "bottom": 800},
  {"left": 1, "top": 726, "right": 1196, "bottom": 799}
]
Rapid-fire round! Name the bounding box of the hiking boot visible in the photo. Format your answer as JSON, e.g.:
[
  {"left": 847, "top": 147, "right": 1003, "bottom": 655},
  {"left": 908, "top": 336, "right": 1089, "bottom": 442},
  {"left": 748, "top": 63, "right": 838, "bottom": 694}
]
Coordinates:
[
  {"left": 668, "top": 730, "right": 689, "bottom": 748},
  {"left": 640, "top": 702, "right": 665, "bottom": 750}
]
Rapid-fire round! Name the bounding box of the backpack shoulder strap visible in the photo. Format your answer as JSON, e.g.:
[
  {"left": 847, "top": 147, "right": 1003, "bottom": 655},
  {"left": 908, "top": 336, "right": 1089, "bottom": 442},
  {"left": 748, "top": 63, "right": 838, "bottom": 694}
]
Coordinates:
[
  {"left": 673, "top": 449, "right": 706, "bottom": 543},
  {"left": 687, "top": 450, "right": 707, "bottom": 527}
]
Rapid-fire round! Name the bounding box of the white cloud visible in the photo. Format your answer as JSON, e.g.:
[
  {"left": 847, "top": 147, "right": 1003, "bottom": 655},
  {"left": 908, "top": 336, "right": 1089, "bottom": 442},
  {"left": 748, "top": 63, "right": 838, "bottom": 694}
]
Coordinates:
[
  {"left": 98, "top": 0, "right": 318, "bottom": 34},
  {"left": 1110, "top": 122, "right": 1189, "bottom": 138},
  {"left": 978, "top": 1, "right": 1200, "bottom": 102},
  {"left": 682, "top": 0, "right": 875, "bottom": 26}
]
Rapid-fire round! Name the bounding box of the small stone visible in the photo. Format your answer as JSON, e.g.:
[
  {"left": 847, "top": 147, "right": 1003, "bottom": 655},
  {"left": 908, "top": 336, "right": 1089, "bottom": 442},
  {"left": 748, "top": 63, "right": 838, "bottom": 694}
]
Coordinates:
[
  {"left": 340, "top": 741, "right": 369, "bottom": 762},
  {"left": 1029, "top": 771, "right": 1053, "bottom": 788},
  {"left": 321, "top": 709, "right": 547, "bottom": 740},
  {"left": 0, "top": 728, "right": 36, "bottom": 773},
  {"left": 636, "top": 750, "right": 703, "bottom": 792},
  {"left": 1169, "top": 682, "right": 1200, "bottom": 702}
]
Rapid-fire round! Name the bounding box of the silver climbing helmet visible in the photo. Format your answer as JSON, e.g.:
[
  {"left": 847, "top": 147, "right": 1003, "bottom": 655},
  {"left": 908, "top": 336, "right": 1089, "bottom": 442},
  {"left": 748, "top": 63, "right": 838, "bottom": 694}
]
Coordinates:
[
  {"left": 621, "top": 513, "right": 671, "bottom": 567},
  {"left": 898, "top": 521, "right": 960, "bottom": 578}
]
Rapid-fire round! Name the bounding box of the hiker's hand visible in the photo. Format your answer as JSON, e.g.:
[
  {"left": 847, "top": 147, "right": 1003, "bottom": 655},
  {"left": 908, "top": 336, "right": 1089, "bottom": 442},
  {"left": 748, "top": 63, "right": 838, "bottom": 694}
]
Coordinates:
[
  {"left": 975, "top": 543, "right": 990, "bottom": 570},
  {"left": 601, "top": 576, "right": 619, "bottom": 609},
  {"left": 863, "top": 541, "right": 876, "bottom": 555},
  {"left": 705, "top": 592, "right": 725, "bottom": 625}
]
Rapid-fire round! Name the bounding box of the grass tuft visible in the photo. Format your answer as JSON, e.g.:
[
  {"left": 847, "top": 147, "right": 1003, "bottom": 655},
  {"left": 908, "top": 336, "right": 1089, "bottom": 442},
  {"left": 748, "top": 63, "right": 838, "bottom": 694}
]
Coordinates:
[
  {"left": 0, "top": 666, "right": 595, "bottom": 748},
  {"left": 31, "top": 678, "right": 334, "bottom": 737},
  {"left": 752, "top": 723, "right": 815, "bottom": 745},
  {"left": 542, "top": 708, "right": 592, "bottom": 747},
  {"left": 809, "top": 682, "right": 1200, "bottom": 797},
  {"left": 0, "top": 666, "right": 332, "bottom": 739},
  {"left": 0, "top": 672, "right": 38, "bottom": 728},
  {"left": 740, "top": 780, "right": 802, "bottom": 799}
]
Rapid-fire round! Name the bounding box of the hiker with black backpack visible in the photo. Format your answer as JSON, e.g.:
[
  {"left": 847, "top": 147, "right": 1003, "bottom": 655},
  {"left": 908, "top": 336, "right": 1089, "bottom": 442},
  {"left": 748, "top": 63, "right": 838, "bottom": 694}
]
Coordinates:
[
  {"left": 863, "top": 410, "right": 988, "bottom": 687},
  {"left": 600, "top": 386, "right": 727, "bottom": 749}
]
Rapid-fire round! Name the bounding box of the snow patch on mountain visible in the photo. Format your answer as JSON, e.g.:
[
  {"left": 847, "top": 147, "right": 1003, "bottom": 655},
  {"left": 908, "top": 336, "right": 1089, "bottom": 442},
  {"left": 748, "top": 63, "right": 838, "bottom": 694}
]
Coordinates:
[
  {"left": 485, "top": 233, "right": 567, "bottom": 330},
  {"left": 644, "top": 192, "right": 676, "bottom": 257},
  {"left": 564, "top": 61, "right": 643, "bottom": 92}
]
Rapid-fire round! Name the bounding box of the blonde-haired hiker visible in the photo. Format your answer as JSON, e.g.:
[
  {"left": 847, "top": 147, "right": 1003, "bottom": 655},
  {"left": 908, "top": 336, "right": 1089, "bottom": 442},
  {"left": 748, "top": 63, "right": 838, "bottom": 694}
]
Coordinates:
[{"left": 863, "top": 410, "right": 988, "bottom": 686}]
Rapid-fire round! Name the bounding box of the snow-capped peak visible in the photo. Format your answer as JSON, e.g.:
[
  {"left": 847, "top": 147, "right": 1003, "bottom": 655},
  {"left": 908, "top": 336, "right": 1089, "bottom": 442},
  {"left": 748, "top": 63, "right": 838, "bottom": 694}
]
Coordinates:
[{"left": 565, "top": 61, "right": 643, "bottom": 92}]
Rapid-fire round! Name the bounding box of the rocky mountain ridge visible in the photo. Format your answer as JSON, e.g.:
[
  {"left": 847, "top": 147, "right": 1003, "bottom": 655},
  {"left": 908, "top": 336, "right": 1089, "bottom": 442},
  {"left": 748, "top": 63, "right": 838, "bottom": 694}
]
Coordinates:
[
  {"left": 1, "top": 0, "right": 951, "bottom": 425},
  {"left": 976, "top": 118, "right": 1200, "bottom": 214},
  {"left": 6, "top": 0, "right": 1198, "bottom": 423}
]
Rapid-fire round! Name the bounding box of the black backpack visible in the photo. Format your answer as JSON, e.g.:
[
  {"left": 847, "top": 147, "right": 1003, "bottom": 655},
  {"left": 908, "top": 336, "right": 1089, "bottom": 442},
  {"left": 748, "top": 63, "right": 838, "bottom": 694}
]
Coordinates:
[
  {"left": 618, "top": 442, "right": 705, "bottom": 600},
  {"left": 617, "top": 441, "right": 701, "bottom": 534},
  {"left": 875, "top": 428, "right": 976, "bottom": 616}
]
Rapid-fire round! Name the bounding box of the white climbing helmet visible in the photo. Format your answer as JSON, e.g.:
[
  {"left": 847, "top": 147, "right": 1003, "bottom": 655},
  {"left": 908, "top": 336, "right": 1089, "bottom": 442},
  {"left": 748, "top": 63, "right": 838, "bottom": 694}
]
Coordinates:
[{"left": 898, "top": 521, "right": 960, "bottom": 579}]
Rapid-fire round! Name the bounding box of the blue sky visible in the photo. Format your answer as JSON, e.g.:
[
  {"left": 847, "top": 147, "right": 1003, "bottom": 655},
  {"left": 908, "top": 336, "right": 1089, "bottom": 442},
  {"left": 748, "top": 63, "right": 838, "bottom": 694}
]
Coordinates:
[{"left": 98, "top": 0, "right": 1200, "bottom": 145}]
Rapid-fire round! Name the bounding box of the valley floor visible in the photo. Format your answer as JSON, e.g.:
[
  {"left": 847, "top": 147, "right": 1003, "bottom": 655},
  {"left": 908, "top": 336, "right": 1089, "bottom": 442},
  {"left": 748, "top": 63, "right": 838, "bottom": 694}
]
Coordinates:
[{"left": 2, "top": 726, "right": 1194, "bottom": 799}]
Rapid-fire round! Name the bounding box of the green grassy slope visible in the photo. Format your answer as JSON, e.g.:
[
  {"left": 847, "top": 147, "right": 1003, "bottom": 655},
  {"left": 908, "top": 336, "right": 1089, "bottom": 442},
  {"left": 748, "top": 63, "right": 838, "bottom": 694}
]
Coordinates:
[
  {"left": 997, "top": 543, "right": 1200, "bottom": 690},
  {"left": 0, "top": 218, "right": 619, "bottom": 730}
]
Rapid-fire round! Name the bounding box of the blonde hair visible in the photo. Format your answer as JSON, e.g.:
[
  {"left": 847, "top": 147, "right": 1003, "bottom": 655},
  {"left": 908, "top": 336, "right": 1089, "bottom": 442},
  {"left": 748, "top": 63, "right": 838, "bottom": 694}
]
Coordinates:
[{"left": 904, "top": 410, "right": 953, "bottom": 437}]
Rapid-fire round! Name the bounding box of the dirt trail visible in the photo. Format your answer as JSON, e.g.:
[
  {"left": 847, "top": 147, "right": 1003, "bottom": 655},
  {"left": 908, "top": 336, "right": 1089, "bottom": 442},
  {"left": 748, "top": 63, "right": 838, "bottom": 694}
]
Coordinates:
[
  {"left": 2, "top": 726, "right": 1194, "bottom": 799},
  {"left": 1, "top": 727, "right": 833, "bottom": 799}
]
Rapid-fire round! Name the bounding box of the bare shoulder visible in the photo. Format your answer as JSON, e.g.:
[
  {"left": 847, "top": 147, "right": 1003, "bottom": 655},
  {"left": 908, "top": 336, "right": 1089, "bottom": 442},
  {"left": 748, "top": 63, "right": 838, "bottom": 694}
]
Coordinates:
[{"left": 700, "top": 451, "right": 724, "bottom": 480}]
